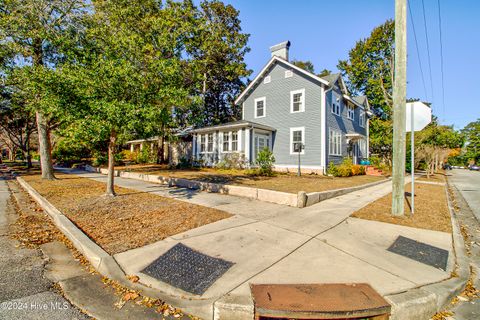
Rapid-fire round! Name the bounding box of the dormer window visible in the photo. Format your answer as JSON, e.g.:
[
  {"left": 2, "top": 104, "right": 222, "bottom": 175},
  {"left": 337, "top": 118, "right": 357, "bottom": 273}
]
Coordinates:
[
  {"left": 347, "top": 105, "right": 355, "bottom": 120},
  {"left": 290, "top": 89, "right": 305, "bottom": 113},
  {"left": 332, "top": 93, "right": 340, "bottom": 116},
  {"left": 255, "top": 97, "right": 266, "bottom": 118}
]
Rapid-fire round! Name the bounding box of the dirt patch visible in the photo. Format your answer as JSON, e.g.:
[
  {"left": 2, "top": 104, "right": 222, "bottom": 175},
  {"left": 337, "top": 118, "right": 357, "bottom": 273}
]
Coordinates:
[
  {"left": 352, "top": 182, "right": 451, "bottom": 233},
  {"left": 22, "top": 173, "right": 231, "bottom": 254},
  {"left": 115, "top": 164, "right": 385, "bottom": 194}
]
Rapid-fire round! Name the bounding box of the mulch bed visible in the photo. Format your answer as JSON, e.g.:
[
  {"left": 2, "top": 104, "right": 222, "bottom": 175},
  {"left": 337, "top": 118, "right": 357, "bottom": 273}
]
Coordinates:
[
  {"left": 352, "top": 180, "right": 452, "bottom": 233},
  {"left": 115, "top": 164, "right": 385, "bottom": 194},
  {"left": 22, "top": 173, "right": 231, "bottom": 255}
]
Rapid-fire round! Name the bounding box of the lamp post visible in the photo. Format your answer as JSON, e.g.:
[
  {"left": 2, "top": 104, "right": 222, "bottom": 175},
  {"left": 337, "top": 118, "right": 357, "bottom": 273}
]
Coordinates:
[{"left": 295, "top": 143, "right": 304, "bottom": 176}]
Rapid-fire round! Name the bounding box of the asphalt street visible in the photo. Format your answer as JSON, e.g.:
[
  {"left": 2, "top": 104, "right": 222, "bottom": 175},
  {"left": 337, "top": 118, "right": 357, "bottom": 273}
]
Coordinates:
[
  {"left": 0, "top": 177, "right": 89, "bottom": 320},
  {"left": 449, "top": 169, "right": 480, "bottom": 221}
]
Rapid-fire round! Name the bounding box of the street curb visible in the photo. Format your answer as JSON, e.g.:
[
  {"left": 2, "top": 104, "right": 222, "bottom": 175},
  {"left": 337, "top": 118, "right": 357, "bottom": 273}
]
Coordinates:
[
  {"left": 84, "top": 165, "right": 390, "bottom": 208},
  {"left": 15, "top": 176, "right": 216, "bottom": 319},
  {"left": 214, "top": 181, "right": 470, "bottom": 320},
  {"left": 382, "top": 180, "right": 469, "bottom": 320}
]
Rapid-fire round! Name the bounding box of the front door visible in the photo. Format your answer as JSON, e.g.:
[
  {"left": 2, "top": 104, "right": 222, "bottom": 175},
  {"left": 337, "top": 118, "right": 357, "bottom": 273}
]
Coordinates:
[{"left": 254, "top": 133, "right": 270, "bottom": 161}]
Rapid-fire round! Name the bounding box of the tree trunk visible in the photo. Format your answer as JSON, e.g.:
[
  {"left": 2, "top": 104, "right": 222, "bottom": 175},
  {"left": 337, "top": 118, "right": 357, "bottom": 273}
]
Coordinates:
[
  {"left": 36, "top": 111, "right": 55, "bottom": 179},
  {"left": 106, "top": 130, "right": 117, "bottom": 197}
]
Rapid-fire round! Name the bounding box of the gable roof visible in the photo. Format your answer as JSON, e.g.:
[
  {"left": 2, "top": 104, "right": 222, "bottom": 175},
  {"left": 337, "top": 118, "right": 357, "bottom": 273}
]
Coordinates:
[
  {"left": 234, "top": 56, "right": 329, "bottom": 105},
  {"left": 321, "top": 73, "right": 350, "bottom": 95}
]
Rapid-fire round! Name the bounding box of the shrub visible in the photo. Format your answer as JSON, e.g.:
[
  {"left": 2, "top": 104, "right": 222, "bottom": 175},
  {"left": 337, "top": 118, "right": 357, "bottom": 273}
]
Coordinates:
[
  {"left": 120, "top": 150, "right": 138, "bottom": 163},
  {"left": 327, "top": 161, "right": 338, "bottom": 176},
  {"left": 216, "top": 153, "right": 246, "bottom": 170},
  {"left": 351, "top": 164, "right": 366, "bottom": 176},
  {"left": 176, "top": 157, "right": 192, "bottom": 169},
  {"left": 92, "top": 152, "right": 108, "bottom": 166},
  {"left": 327, "top": 158, "right": 365, "bottom": 177},
  {"left": 255, "top": 147, "right": 275, "bottom": 176},
  {"left": 136, "top": 144, "right": 155, "bottom": 164}
]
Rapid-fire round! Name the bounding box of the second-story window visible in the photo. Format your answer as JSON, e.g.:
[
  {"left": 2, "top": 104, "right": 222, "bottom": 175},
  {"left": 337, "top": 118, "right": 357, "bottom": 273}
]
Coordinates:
[
  {"left": 332, "top": 93, "right": 340, "bottom": 116},
  {"left": 207, "top": 133, "right": 213, "bottom": 152},
  {"left": 290, "top": 89, "right": 305, "bottom": 113},
  {"left": 231, "top": 131, "right": 238, "bottom": 151},
  {"left": 359, "top": 110, "right": 365, "bottom": 127},
  {"left": 223, "top": 132, "right": 230, "bottom": 152},
  {"left": 255, "top": 97, "right": 266, "bottom": 118},
  {"left": 347, "top": 105, "right": 355, "bottom": 120}
]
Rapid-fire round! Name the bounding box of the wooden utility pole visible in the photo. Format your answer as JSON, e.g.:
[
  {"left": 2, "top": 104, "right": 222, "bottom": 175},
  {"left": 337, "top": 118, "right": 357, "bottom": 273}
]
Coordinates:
[{"left": 392, "top": 0, "right": 407, "bottom": 216}]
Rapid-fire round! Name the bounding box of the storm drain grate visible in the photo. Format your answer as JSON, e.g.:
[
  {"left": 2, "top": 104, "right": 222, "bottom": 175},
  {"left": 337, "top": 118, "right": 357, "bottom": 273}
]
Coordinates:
[
  {"left": 387, "top": 236, "right": 449, "bottom": 270},
  {"left": 141, "top": 243, "right": 233, "bottom": 295}
]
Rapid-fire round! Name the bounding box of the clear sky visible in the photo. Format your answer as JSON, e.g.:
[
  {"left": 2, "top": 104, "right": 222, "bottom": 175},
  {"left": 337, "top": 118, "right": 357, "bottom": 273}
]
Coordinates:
[{"left": 222, "top": 0, "right": 479, "bottom": 130}]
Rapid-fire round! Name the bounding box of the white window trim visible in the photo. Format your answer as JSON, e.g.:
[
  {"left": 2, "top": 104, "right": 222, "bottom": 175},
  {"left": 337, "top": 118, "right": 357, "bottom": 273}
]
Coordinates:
[
  {"left": 331, "top": 93, "right": 341, "bottom": 116},
  {"left": 206, "top": 133, "right": 214, "bottom": 153},
  {"left": 231, "top": 131, "right": 239, "bottom": 152},
  {"left": 263, "top": 76, "right": 271, "bottom": 84},
  {"left": 359, "top": 110, "right": 365, "bottom": 128},
  {"left": 329, "top": 129, "right": 342, "bottom": 156},
  {"left": 290, "top": 88, "right": 305, "bottom": 113},
  {"left": 347, "top": 105, "right": 355, "bottom": 120},
  {"left": 254, "top": 97, "right": 266, "bottom": 119},
  {"left": 290, "top": 127, "right": 305, "bottom": 155},
  {"left": 222, "top": 131, "right": 230, "bottom": 153}
]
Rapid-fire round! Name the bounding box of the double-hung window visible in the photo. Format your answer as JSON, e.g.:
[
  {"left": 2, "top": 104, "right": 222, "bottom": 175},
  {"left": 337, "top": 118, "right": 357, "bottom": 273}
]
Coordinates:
[
  {"left": 207, "top": 133, "right": 213, "bottom": 152},
  {"left": 359, "top": 110, "right": 365, "bottom": 128},
  {"left": 347, "top": 105, "right": 355, "bottom": 120},
  {"left": 255, "top": 97, "right": 266, "bottom": 118},
  {"left": 329, "top": 129, "right": 342, "bottom": 156},
  {"left": 200, "top": 135, "right": 206, "bottom": 153},
  {"left": 290, "top": 127, "right": 305, "bottom": 154},
  {"left": 231, "top": 131, "right": 238, "bottom": 151},
  {"left": 290, "top": 89, "right": 305, "bottom": 113},
  {"left": 331, "top": 93, "right": 340, "bottom": 116},
  {"left": 223, "top": 132, "right": 230, "bottom": 152}
]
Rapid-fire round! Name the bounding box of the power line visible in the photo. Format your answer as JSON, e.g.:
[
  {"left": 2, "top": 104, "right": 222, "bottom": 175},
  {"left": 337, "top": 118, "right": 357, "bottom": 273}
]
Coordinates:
[
  {"left": 421, "top": 0, "right": 435, "bottom": 106},
  {"left": 437, "top": 0, "right": 446, "bottom": 117},
  {"left": 408, "top": 0, "right": 428, "bottom": 101}
]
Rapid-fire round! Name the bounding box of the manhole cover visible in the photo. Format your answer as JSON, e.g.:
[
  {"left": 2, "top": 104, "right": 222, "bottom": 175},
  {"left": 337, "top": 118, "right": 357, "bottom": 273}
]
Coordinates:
[
  {"left": 141, "top": 243, "right": 233, "bottom": 295},
  {"left": 387, "top": 236, "right": 449, "bottom": 270}
]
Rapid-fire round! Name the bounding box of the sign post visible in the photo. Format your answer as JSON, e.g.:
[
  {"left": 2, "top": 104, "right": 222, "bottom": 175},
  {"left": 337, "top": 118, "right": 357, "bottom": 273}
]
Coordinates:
[
  {"left": 406, "top": 101, "right": 432, "bottom": 214},
  {"left": 294, "top": 143, "right": 304, "bottom": 176}
]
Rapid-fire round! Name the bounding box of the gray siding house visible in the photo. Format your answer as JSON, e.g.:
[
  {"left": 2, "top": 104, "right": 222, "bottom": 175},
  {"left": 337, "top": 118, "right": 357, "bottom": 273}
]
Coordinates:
[{"left": 191, "top": 41, "right": 370, "bottom": 174}]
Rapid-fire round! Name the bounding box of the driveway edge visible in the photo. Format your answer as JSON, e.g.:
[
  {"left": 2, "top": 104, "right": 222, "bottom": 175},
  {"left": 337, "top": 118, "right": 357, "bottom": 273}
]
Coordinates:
[{"left": 84, "top": 165, "right": 389, "bottom": 208}]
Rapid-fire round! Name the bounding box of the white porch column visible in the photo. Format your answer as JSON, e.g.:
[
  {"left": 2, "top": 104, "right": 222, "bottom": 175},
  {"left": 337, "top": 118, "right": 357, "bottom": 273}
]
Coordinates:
[
  {"left": 130, "top": 144, "right": 134, "bottom": 152},
  {"left": 245, "top": 128, "right": 251, "bottom": 164},
  {"left": 238, "top": 129, "right": 243, "bottom": 152},
  {"left": 192, "top": 133, "right": 197, "bottom": 160}
]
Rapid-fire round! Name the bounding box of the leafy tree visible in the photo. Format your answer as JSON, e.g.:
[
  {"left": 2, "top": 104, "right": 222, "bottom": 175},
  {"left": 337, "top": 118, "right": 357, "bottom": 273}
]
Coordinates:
[
  {"left": 0, "top": 88, "right": 37, "bottom": 167},
  {"left": 317, "top": 69, "right": 332, "bottom": 77},
  {"left": 0, "top": 0, "right": 86, "bottom": 179},
  {"left": 292, "top": 60, "right": 315, "bottom": 74},
  {"left": 65, "top": 0, "right": 193, "bottom": 196},
  {"left": 178, "top": 0, "right": 251, "bottom": 128},
  {"left": 461, "top": 119, "right": 480, "bottom": 164},
  {"left": 338, "top": 20, "right": 394, "bottom": 162}
]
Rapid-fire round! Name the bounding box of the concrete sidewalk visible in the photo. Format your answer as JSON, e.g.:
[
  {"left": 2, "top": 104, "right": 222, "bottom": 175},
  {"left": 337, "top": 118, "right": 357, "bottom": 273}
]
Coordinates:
[{"left": 59, "top": 169, "right": 455, "bottom": 319}]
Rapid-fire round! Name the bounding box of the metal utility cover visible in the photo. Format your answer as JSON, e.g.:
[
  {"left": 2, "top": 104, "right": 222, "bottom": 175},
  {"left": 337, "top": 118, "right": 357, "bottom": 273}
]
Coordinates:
[
  {"left": 141, "top": 243, "right": 233, "bottom": 296},
  {"left": 388, "top": 236, "right": 449, "bottom": 271},
  {"left": 251, "top": 283, "right": 391, "bottom": 319}
]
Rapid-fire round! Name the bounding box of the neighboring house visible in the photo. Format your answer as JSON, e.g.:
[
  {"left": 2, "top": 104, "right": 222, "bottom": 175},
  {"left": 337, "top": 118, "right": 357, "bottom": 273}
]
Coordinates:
[{"left": 191, "top": 41, "right": 370, "bottom": 174}]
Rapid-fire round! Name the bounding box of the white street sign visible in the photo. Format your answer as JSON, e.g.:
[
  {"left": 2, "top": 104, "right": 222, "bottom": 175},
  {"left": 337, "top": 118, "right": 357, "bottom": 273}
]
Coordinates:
[{"left": 406, "top": 101, "right": 432, "bottom": 132}]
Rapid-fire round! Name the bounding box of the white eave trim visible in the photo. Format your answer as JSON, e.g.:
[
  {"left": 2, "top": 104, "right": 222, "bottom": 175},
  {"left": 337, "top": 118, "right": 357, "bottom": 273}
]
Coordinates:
[
  {"left": 234, "top": 56, "right": 329, "bottom": 105},
  {"left": 343, "top": 94, "right": 363, "bottom": 108}
]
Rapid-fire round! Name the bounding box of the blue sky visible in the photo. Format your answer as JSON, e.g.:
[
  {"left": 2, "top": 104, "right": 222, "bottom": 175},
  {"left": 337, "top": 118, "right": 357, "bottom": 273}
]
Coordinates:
[{"left": 222, "top": 0, "right": 478, "bottom": 130}]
